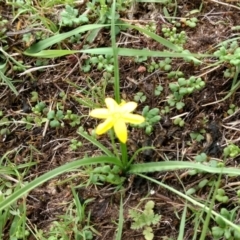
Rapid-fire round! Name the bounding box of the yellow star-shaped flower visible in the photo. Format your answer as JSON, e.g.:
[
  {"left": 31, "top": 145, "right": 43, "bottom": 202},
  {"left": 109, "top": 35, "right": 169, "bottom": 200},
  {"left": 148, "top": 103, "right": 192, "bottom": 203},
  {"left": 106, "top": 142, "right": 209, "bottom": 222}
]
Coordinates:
[{"left": 89, "top": 98, "right": 145, "bottom": 143}]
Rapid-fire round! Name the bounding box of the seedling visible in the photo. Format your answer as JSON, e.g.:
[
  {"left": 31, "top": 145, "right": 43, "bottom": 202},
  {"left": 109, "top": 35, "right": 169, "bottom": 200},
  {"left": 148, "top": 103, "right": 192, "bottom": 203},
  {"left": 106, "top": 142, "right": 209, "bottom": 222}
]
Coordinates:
[
  {"left": 136, "top": 106, "right": 161, "bottom": 135},
  {"left": 227, "top": 104, "right": 238, "bottom": 115},
  {"left": 134, "top": 55, "right": 148, "bottom": 63},
  {"left": 212, "top": 208, "right": 240, "bottom": 240},
  {"left": 47, "top": 110, "right": 64, "bottom": 128},
  {"left": 146, "top": 22, "right": 157, "bottom": 33},
  {"left": 129, "top": 200, "right": 161, "bottom": 240},
  {"left": 188, "top": 153, "right": 219, "bottom": 175},
  {"left": 167, "top": 71, "right": 184, "bottom": 79},
  {"left": 60, "top": 5, "right": 88, "bottom": 27},
  {"left": 162, "top": 26, "right": 187, "bottom": 45},
  {"left": 21, "top": 115, "right": 35, "bottom": 129},
  {"left": 168, "top": 76, "right": 205, "bottom": 110},
  {"left": 173, "top": 117, "right": 184, "bottom": 127},
  {"left": 161, "top": 106, "right": 170, "bottom": 114},
  {"left": 32, "top": 102, "right": 47, "bottom": 115},
  {"left": 70, "top": 139, "right": 83, "bottom": 151},
  {"left": 223, "top": 143, "right": 240, "bottom": 158},
  {"left": 147, "top": 61, "right": 159, "bottom": 73},
  {"left": 181, "top": 17, "right": 198, "bottom": 28},
  {"left": 186, "top": 178, "right": 209, "bottom": 196},
  {"left": 64, "top": 110, "right": 81, "bottom": 127},
  {"left": 89, "top": 165, "right": 125, "bottom": 185},
  {"left": 215, "top": 189, "right": 229, "bottom": 203},
  {"left": 30, "top": 91, "right": 38, "bottom": 102},
  {"left": 83, "top": 55, "right": 114, "bottom": 73},
  {"left": 190, "top": 129, "right": 206, "bottom": 142},
  {"left": 134, "top": 92, "right": 147, "bottom": 103},
  {"left": 154, "top": 85, "right": 163, "bottom": 96},
  {"left": 214, "top": 40, "right": 240, "bottom": 80}
]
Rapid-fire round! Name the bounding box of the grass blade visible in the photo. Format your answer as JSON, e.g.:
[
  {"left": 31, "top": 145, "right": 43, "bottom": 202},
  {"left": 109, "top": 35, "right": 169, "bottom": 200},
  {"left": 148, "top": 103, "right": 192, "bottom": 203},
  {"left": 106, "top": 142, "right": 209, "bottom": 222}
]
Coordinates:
[
  {"left": 129, "top": 161, "right": 240, "bottom": 175},
  {"left": 24, "top": 24, "right": 109, "bottom": 54}
]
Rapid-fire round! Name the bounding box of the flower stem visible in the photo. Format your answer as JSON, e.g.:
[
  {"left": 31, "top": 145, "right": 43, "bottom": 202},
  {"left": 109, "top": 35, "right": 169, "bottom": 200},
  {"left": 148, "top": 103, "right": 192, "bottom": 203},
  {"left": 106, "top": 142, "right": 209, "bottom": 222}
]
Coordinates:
[
  {"left": 120, "top": 142, "right": 128, "bottom": 171},
  {"left": 109, "top": 129, "right": 119, "bottom": 159},
  {"left": 111, "top": 0, "right": 120, "bottom": 103}
]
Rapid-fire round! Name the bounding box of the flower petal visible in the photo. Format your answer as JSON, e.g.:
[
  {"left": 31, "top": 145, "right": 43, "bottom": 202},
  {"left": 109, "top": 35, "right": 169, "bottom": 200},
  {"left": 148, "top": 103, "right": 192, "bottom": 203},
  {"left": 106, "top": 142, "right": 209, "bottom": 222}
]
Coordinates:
[
  {"left": 105, "top": 98, "right": 118, "bottom": 112},
  {"left": 90, "top": 109, "right": 110, "bottom": 119},
  {"left": 95, "top": 118, "right": 114, "bottom": 135},
  {"left": 114, "top": 120, "right": 127, "bottom": 143},
  {"left": 120, "top": 102, "right": 137, "bottom": 113},
  {"left": 122, "top": 113, "right": 145, "bottom": 124}
]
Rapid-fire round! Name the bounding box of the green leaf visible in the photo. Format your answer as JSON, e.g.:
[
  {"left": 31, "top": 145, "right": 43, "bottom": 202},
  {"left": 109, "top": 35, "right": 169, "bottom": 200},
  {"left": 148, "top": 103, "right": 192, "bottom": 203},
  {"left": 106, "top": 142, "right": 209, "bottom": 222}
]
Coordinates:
[
  {"left": 145, "top": 201, "right": 154, "bottom": 211},
  {"left": 47, "top": 110, "right": 55, "bottom": 119},
  {"left": 176, "top": 102, "right": 185, "bottom": 110},
  {"left": 129, "top": 161, "right": 240, "bottom": 176},
  {"left": 212, "top": 226, "right": 224, "bottom": 239},
  {"left": 56, "top": 110, "right": 64, "bottom": 119},
  {"left": 0, "top": 61, "right": 18, "bottom": 95},
  {"left": 50, "top": 119, "right": 60, "bottom": 128},
  {"left": 24, "top": 24, "right": 108, "bottom": 55},
  {"left": 143, "top": 226, "right": 154, "bottom": 240}
]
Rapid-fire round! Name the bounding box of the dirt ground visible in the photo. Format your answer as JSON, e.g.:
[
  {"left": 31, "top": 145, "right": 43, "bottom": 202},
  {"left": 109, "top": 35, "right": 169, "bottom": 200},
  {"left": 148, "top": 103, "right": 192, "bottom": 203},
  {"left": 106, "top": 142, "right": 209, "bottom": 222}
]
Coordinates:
[{"left": 1, "top": 0, "right": 240, "bottom": 239}]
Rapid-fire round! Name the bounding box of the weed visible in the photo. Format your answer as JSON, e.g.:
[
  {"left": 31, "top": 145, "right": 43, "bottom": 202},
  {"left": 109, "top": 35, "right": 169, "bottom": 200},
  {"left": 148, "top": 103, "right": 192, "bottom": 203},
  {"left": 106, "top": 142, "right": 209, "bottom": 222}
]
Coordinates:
[
  {"left": 227, "top": 104, "right": 238, "bottom": 115},
  {"left": 181, "top": 17, "right": 198, "bottom": 28},
  {"left": 129, "top": 200, "right": 161, "bottom": 240},
  {"left": 154, "top": 85, "right": 163, "bottom": 96},
  {"left": 223, "top": 143, "right": 240, "bottom": 158},
  {"left": 83, "top": 55, "right": 114, "bottom": 73},
  {"left": 162, "top": 26, "right": 187, "bottom": 45},
  {"left": 173, "top": 117, "right": 184, "bottom": 127},
  {"left": 148, "top": 58, "right": 172, "bottom": 73},
  {"left": 168, "top": 76, "right": 205, "bottom": 110},
  {"left": 89, "top": 165, "right": 125, "bottom": 185},
  {"left": 134, "top": 92, "right": 147, "bottom": 103},
  {"left": 190, "top": 129, "right": 206, "bottom": 142},
  {"left": 215, "top": 189, "right": 229, "bottom": 203},
  {"left": 60, "top": 5, "right": 89, "bottom": 27},
  {"left": 70, "top": 139, "right": 83, "bottom": 151},
  {"left": 212, "top": 208, "right": 240, "bottom": 240},
  {"left": 136, "top": 106, "right": 161, "bottom": 135},
  {"left": 64, "top": 110, "right": 81, "bottom": 127}
]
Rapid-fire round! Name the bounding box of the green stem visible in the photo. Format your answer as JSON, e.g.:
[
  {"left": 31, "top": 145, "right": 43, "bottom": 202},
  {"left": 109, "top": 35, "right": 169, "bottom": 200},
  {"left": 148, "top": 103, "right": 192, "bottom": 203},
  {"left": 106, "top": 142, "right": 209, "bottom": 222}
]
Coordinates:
[
  {"left": 120, "top": 142, "right": 128, "bottom": 171},
  {"left": 111, "top": 0, "right": 120, "bottom": 103},
  {"left": 231, "top": 65, "right": 240, "bottom": 89},
  {"left": 109, "top": 129, "right": 119, "bottom": 159},
  {"left": 111, "top": 0, "right": 128, "bottom": 169}
]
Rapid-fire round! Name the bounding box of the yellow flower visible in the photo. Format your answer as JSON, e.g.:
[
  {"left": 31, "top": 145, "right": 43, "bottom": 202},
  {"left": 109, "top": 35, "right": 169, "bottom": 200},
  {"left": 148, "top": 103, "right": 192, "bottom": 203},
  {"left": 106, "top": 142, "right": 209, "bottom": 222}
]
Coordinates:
[{"left": 89, "top": 98, "right": 145, "bottom": 143}]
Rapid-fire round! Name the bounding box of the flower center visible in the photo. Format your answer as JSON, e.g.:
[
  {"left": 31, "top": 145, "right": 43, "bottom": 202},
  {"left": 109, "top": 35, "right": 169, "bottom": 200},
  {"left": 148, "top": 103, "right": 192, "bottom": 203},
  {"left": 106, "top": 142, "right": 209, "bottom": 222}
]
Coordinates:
[{"left": 112, "top": 112, "right": 122, "bottom": 120}]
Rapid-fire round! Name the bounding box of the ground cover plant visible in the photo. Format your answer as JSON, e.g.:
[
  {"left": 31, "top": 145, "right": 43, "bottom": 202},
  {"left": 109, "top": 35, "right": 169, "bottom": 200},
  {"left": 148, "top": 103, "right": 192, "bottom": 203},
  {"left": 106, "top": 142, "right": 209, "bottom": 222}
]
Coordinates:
[{"left": 1, "top": 0, "right": 240, "bottom": 239}]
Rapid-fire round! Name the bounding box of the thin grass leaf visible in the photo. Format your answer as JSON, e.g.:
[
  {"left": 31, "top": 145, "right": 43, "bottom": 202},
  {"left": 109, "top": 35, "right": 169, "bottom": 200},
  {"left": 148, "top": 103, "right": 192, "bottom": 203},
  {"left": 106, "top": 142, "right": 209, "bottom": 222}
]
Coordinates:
[
  {"left": 77, "top": 129, "right": 115, "bottom": 157},
  {"left": 127, "top": 24, "right": 181, "bottom": 52},
  {"left": 200, "top": 175, "right": 221, "bottom": 240},
  {"left": 24, "top": 49, "right": 79, "bottom": 58},
  {"left": 24, "top": 24, "right": 108, "bottom": 54},
  {"left": 0, "top": 62, "right": 18, "bottom": 95},
  {"left": 129, "top": 161, "right": 240, "bottom": 175},
  {"left": 177, "top": 204, "right": 187, "bottom": 240}
]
